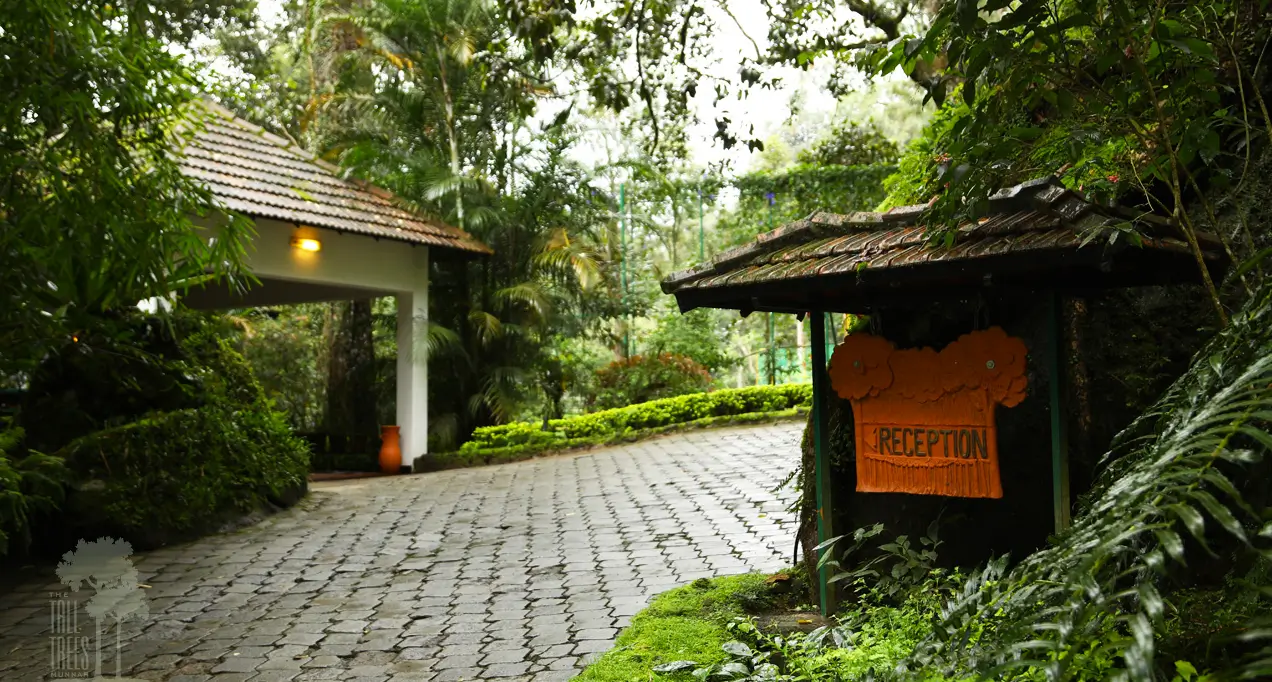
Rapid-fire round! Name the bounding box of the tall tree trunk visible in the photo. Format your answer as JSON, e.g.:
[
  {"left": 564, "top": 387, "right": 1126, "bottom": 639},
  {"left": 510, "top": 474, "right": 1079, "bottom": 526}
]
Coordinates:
[
  {"left": 437, "top": 46, "right": 463, "bottom": 226},
  {"left": 324, "top": 299, "right": 377, "bottom": 436}
]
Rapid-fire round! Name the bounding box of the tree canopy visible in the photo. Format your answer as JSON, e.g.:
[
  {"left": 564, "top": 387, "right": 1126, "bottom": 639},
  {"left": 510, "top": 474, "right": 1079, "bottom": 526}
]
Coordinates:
[{"left": 1, "top": 0, "right": 253, "bottom": 379}]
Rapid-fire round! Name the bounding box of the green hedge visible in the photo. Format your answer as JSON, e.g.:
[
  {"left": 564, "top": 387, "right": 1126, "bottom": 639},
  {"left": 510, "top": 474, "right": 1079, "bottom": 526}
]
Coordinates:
[
  {"left": 469, "top": 384, "right": 810, "bottom": 447},
  {"left": 60, "top": 405, "right": 309, "bottom": 546},
  {"left": 21, "top": 314, "right": 311, "bottom": 551},
  {"left": 419, "top": 385, "right": 811, "bottom": 470}
]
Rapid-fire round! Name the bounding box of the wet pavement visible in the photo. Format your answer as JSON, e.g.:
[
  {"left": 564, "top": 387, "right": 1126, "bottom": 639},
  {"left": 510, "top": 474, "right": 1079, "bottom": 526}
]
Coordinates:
[{"left": 0, "top": 422, "right": 802, "bottom": 681}]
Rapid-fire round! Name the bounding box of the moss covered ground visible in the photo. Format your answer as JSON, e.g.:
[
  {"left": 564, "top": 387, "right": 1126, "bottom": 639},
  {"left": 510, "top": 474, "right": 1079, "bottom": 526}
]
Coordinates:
[{"left": 576, "top": 574, "right": 784, "bottom": 682}]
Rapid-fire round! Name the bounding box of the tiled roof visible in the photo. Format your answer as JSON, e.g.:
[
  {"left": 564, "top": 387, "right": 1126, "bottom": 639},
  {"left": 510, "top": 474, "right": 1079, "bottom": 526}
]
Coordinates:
[
  {"left": 662, "top": 177, "right": 1226, "bottom": 312},
  {"left": 177, "top": 100, "right": 491, "bottom": 255}
]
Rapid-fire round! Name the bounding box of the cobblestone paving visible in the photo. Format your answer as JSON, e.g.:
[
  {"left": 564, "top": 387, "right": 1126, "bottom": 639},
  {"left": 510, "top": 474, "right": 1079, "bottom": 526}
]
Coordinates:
[{"left": 0, "top": 423, "right": 802, "bottom": 682}]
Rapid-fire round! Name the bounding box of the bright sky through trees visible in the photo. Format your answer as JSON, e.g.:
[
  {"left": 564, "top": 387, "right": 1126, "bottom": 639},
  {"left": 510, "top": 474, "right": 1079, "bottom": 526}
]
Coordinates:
[{"left": 247, "top": 0, "right": 885, "bottom": 171}]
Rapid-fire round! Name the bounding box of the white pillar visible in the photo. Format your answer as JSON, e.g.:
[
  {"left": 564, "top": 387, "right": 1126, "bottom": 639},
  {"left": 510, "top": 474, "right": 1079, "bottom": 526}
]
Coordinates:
[{"left": 396, "top": 246, "right": 429, "bottom": 470}]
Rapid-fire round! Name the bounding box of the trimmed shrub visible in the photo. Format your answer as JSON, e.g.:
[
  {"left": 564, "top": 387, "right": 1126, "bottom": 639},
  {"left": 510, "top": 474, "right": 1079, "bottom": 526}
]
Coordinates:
[
  {"left": 593, "top": 353, "right": 714, "bottom": 410},
  {"left": 420, "top": 409, "right": 807, "bottom": 472},
  {"left": 19, "top": 311, "right": 311, "bottom": 551},
  {"left": 459, "top": 384, "right": 811, "bottom": 457},
  {"left": 59, "top": 405, "right": 308, "bottom": 546}
]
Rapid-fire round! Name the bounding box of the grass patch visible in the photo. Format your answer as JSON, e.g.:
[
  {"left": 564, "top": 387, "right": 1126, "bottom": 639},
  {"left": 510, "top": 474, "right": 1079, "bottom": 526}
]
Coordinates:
[
  {"left": 577, "top": 565, "right": 961, "bottom": 682},
  {"left": 576, "top": 574, "right": 778, "bottom": 682}
]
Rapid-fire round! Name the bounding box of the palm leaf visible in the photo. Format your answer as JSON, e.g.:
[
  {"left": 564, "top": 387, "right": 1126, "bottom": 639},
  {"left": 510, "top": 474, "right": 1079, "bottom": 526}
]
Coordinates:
[
  {"left": 493, "top": 282, "right": 551, "bottom": 323},
  {"left": 474, "top": 365, "right": 526, "bottom": 423},
  {"left": 424, "top": 320, "right": 465, "bottom": 360},
  {"left": 467, "top": 309, "right": 503, "bottom": 346},
  {"left": 535, "top": 228, "right": 603, "bottom": 290},
  {"left": 422, "top": 171, "right": 488, "bottom": 202}
]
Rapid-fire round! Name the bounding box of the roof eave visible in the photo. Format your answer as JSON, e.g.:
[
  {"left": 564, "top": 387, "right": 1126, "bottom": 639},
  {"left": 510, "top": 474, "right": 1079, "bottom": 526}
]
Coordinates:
[{"left": 668, "top": 244, "right": 1228, "bottom": 315}]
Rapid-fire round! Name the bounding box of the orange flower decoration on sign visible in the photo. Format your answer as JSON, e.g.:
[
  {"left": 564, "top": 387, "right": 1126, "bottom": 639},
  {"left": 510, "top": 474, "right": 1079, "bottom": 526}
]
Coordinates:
[
  {"left": 890, "top": 347, "right": 944, "bottom": 403},
  {"left": 827, "top": 326, "right": 1030, "bottom": 499},
  {"left": 940, "top": 327, "right": 1029, "bottom": 407},
  {"left": 828, "top": 333, "right": 895, "bottom": 400}
]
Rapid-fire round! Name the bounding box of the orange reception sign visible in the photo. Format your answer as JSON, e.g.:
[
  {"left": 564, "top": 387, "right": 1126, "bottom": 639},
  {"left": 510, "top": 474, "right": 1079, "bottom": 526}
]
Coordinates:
[{"left": 827, "top": 327, "right": 1028, "bottom": 499}]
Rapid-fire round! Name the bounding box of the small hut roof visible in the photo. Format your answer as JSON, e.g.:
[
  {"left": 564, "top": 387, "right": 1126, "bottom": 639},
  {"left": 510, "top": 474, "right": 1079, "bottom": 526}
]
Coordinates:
[{"left": 662, "top": 177, "right": 1226, "bottom": 314}]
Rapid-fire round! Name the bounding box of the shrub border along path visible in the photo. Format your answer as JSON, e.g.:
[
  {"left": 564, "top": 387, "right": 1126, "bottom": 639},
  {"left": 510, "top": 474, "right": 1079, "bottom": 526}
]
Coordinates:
[{"left": 417, "top": 384, "right": 812, "bottom": 471}]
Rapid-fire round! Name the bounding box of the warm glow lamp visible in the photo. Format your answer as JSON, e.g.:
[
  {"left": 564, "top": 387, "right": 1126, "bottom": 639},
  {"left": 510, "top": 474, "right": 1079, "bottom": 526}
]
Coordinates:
[{"left": 291, "top": 237, "right": 322, "bottom": 252}]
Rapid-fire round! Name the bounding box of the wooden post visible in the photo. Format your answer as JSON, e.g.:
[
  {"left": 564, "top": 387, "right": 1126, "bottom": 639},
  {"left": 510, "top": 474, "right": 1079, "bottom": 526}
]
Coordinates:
[
  {"left": 1047, "top": 292, "right": 1072, "bottom": 533},
  {"left": 810, "top": 311, "right": 837, "bottom": 614}
]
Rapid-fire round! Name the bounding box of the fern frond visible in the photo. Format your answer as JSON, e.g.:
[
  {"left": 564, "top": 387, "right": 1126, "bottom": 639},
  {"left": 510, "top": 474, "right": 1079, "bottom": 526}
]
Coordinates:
[{"left": 910, "top": 285, "right": 1272, "bottom": 681}]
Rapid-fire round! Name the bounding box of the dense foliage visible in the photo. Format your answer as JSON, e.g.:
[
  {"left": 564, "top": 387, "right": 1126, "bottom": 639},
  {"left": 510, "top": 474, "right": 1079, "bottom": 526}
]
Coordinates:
[
  {"left": 0, "top": 0, "right": 303, "bottom": 556},
  {"left": 593, "top": 353, "right": 714, "bottom": 411},
  {"left": 0, "top": 0, "right": 253, "bottom": 382},
  {"left": 796, "top": 121, "right": 900, "bottom": 168},
  {"left": 646, "top": 309, "right": 739, "bottom": 374},
  {"left": 232, "top": 306, "right": 329, "bottom": 431},
  {"left": 863, "top": 0, "right": 1272, "bottom": 320},
  {"left": 14, "top": 314, "right": 309, "bottom": 551},
  {"left": 60, "top": 406, "right": 307, "bottom": 547},
  {"left": 717, "top": 164, "right": 896, "bottom": 250},
  {"left": 0, "top": 428, "right": 66, "bottom": 556}
]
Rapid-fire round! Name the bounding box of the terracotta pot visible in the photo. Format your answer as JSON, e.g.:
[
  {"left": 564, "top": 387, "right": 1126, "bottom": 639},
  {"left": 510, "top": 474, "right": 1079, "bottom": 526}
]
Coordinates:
[{"left": 378, "top": 425, "right": 402, "bottom": 474}]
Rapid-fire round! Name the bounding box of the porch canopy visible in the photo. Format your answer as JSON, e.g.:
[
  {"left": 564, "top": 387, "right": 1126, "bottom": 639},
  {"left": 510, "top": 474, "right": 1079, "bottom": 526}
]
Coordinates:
[
  {"left": 662, "top": 177, "right": 1226, "bottom": 315},
  {"left": 660, "top": 177, "right": 1227, "bottom": 615},
  {"left": 177, "top": 101, "right": 491, "bottom": 467}
]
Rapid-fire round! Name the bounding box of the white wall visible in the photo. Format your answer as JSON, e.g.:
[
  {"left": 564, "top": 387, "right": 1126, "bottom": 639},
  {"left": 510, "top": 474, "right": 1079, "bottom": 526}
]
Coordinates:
[
  {"left": 396, "top": 247, "right": 429, "bottom": 469},
  {"left": 236, "top": 218, "right": 424, "bottom": 294},
  {"left": 201, "top": 216, "right": 432, "bottom": 465}
]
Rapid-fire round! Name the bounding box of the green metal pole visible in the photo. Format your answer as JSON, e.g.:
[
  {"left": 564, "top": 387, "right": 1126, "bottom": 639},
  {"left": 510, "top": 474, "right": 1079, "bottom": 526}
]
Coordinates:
[
  {"left": 698, "top": 187, "right": 704, "bottom": 262},
  {"left": 763, "top": 192, "right": 777, "bottom": 380},
  {"left": 620, "top": 183, "right": 629, "bottom": 357},
  {"left": 810, "top": 311, "right": 836, "bottom": 615},
  {"left": 1047, "top": 292, "right": 1072, "bottom": 534},
  {"left": 768, "top": 313, "right": 776, "bottom": 385}
]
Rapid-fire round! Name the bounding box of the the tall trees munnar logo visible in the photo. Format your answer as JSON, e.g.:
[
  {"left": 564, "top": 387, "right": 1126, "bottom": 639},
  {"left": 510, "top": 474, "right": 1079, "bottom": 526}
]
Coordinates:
[{"left": 51, "top": 538, "right": 149, "bottom": 680}]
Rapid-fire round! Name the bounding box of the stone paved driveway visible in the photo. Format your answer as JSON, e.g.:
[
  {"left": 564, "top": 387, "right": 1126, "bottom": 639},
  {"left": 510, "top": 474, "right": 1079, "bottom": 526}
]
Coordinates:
[{"left": 0, "top": 422, "right": 802, "bottom": 682}]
